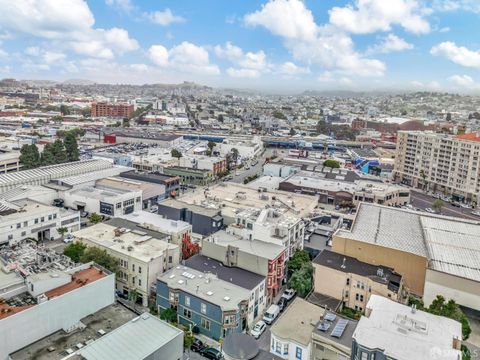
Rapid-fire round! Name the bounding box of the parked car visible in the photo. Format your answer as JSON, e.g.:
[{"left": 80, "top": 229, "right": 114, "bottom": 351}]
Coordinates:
[
  {"left": 471, "top": 210, "right": 480, "bottom": 216},
  {"left": 250, "top": 320, "right": 267, "bottom": 339},
  {"left": 80, "top": 211, "right": 89, "bottom": 218},
  {"left": 199, "top": 347, "right": 224, "bottom": 360},
  {"left": 63, "top": 233, "right": 74, "bottom": 244},
  {"left": 263, "top": 304, "right": 280, "bottom": 325},
  {"left": 425, "top": 208, "right": 435, "bottom": 213},
  {"left": 281, "top": 288, "right": 296, "bottom": 301},
  {"left": 277, "top": 297, "right": 288, "bottom": 312},
  {"left": 190, "top": 338, "right": 205, "bottom": 352}
]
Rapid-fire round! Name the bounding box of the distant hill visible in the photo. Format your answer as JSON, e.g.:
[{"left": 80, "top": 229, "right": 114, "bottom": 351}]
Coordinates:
[{"left": 63, "top": 79, "right": 96, "bottom": 85}]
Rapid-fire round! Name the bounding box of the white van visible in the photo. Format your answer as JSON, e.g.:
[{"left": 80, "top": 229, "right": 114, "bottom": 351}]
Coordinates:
[{"left": 263, "top": 304, "right": 280, "bottom": 325}]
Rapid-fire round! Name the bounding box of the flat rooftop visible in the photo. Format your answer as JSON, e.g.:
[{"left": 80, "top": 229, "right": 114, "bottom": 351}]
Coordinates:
[
  {"left": 73, "top": 223, "right": 176, "bottom": 263},
  {"left": 158, "top": 265, "right": 251, "bottom": 311},
  {"left": 176, "top": 182, "right": 317, "bottom": 218},
  {"left": 10, "top": 304, "right": 137, "bottom": 360},
  {"left": 313, "top": 250, "right": 402, "bottom": 291},
  {"left": 336, "top": 203, "right": 480, "bottom": 282},
  {"left": 353, "top": 295, "right": 462, "bottom": 360},
  {"left": 271, "top": 297, "right": 325, "bottom": 346},
  {"left": 116, "top": 211, "right": 191, "bottom": 234},
  {"left": 78, "top": 313, "right": 182, "bottom": 360},
  {"left": 185, "top": 254, "right": 264, "bottom": 290},
  {"left": 45, "top": 267, "right": 106, "bottom": 299},
  {"left": 206, "top": 230, "right": 285, "bottom": 260}
]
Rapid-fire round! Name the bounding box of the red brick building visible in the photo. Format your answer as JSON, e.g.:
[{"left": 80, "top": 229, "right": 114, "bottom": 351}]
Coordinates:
[{"left": 91, "top": 102, "right": 134, "bottom": 118}]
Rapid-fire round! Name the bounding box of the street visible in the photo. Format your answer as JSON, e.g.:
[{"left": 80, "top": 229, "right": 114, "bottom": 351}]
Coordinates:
[{"left": 410, "top": 191, "right": 480, "bottom": 221}]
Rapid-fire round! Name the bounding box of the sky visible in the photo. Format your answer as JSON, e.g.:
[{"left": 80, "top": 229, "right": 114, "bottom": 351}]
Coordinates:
[{"left": 0, "top": 0, "right": 479, "bottom": 93}]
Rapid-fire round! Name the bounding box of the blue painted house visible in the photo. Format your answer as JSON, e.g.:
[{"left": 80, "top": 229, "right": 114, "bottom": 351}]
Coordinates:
[{"left": 157, "top": 265, "right": 251, "bottom": 340}]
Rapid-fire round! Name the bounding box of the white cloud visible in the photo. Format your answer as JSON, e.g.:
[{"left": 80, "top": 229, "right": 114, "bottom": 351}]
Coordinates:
[
  {"left": 146, "top": 9, "right": 185, "bottom": 26},
  {"left": 105, "top": 0, "right": 134, "bottom": 13},
  {"left": 448, "top": 74, "right": 480, "bottom": 90},
  {"left": 149, "top": 45, "right": 169, "bottom": 67},
  {"left": 431, "top": 42, "right": 480, "bottom": 68},
  {"left": 367, "top": 34, "right": 414, "bottom": 54},
  {"left": 329, "top": 0, "right": 431, "bottom": 34},
  {"left": 278, "top": 61, "right": 309, "bottom": 75},
  {"left": 226, "top": 68, "right": 261, "bottom": 78},
  {"left": 432, "top": 0, "right": 480, "bottom": 13},
  {"left": 148, "top": 42, "right": 220, "bottom": 75},
  {"left": 43, "top": 51, "right": 66, "bottom": 64},
  {"left": 439, "top": 27, "right": 450, "bottom": 33},
  {"left": 244, "top": 0, "right": 386, "bottom": 77},
  {"left": 244, "top": 0, "right": 318, "bottom": 42},
  {"left": 25, "top": 47, "right": 41, "bottom": 56},
  {"left": 215, "top": 42, "right": 268, "bottom": 71},
  {"left": 103, "top": 27, "right": 139, "bottom": 53},
  {"left": 0, "top": 0, "right": 138, "bottom": 59},
  {"left": 409, "top": 80, "right": 442, "bottom": 91}
]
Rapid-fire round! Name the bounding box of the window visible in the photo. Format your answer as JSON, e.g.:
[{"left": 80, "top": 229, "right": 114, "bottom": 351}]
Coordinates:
[
  {"left": 346, "top": 278, "right": 350, "bottom": 285},
  {"left": 116, "top": 203, "right": 122, "bottom": 209},
  {"left": 168, "top": 256, "right": 172, "bottom": 263},
  {"left": 53, "top": 214, "right": 57, "bottom": 219},
  {"left": 21, "top": 231, "right": 26, "bottom": 237},
  {"left": 284, "top": 344, "right": 289, "bottom": 355},
  {"left": 361, "top": 352, "right": 368, "bottom": 360},
  {"left": 34, "top": 218, "right": 38, "bottom": 224},
  {"left": 201, "top": 318, "right": 210, "bottom": 330},
  {"left": 123, "top": 199, "right": 134, "bottom": 207},
  {"left": 136, "top": 197, "right": 141, "bottom": 203},
  {"left": 183, "top": 308, "right": 192, "bottom": 319},
  {"left": 185, "top": 296, "right": 190, "bottom": 307},
  {"left": 138, "top": 279, "right": 142, "bottom": 286},
  {"left": 41, "top": 217, "right": 44, "bottom": 222},
  {"left": 132, "top": 264, "right": 135, "bottom": 272},
  {"left": 16, "top": 223, "right": 21, "bottom": 229},
  {"left": 8, "top": 234, "right": 13, "bottom": 240},
  {"left": 275, "top": 342, "right": 281, "bottom": 354},
  {"left": 201, "top": 303, "right": 207, "bottom": 314},
  {"left": 138, "top": 266, "right": 142, "bottom": 274},
  {"left": 296, "top": 347, "right": 302, "bottom": 359},
  {"left": 23, "top": 221, "right": 28, "bottom": 227},
  {"left": 48, "top": 215, "right": 52, "bottom": 221}
]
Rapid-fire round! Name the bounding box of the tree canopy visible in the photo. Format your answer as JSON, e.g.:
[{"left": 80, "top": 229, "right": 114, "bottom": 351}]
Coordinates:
[
  {"left": 63, "top": 242, "right": 87, "bottom": 263},
  {"left": 19, "top": 144, "right": 40, "bottom": 170},
  {"left": 287, "top": 250, "right": 310, "bottom": 277},
  {"left": 171, "top": 148, "right": 183, "bottom": 159},
  {"left": 323, "top": 159, "right": 340, "bottom": 168}
]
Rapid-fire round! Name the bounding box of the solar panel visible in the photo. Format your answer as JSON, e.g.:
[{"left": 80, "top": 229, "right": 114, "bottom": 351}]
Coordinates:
[
  {"left": 317, "top": 322, "right": 331, "bottom": 332},
  {"left": 331, "top": 319, "right": 348, "bottom": 338},
  {"left": 324, "top": 312, "right": 337, "bottom": 322}
]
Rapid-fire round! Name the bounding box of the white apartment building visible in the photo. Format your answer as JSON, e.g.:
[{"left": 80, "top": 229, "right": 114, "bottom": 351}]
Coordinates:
[
  {"left": 394, "top": 131, "right": 480, "bottom": 204},
  {"left": 0, "top": 199, "right": 80, "bottom": 244},
  {"left": 73, "top": 223, "right": 179, "bottom": 306},
  {"left": 0, "top": 151, "right": 20, "bottom": 174},
  {"left": 230, "top": 208, "right": 304, "bottom": 258}
]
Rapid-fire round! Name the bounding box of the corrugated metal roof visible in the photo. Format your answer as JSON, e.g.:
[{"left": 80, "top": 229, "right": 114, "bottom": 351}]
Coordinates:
[
  {"left": 337, "top": 203, "right": 480, "bottom": 282},
  {"left": 79, "top": 313, "right": 182, "bottom": 360}
]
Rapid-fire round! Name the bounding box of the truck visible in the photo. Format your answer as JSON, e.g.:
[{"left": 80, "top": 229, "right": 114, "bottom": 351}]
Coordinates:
[{"left": 263, "top": 304, "right": 280, "bottom": 325}]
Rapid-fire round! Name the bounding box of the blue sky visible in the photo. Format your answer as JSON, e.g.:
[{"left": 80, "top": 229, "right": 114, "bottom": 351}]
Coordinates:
[{"left": 0, "top": 0, "right": 479, "bottom": 93}]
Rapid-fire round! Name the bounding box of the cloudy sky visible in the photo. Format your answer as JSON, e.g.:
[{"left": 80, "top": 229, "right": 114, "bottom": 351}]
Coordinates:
[{"left": 0, "top": 0, "right": 479, "bottom": 93}]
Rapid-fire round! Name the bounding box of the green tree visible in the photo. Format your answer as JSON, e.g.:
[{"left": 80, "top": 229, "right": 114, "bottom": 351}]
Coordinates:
[
  {"left": 81, "top": 107, "right": 91, "bottom": 117},
  {"left": 122, "top": 118, "right": 130, "bottom": 127},
  {"left": 287, "top": 250, "right": 311, "bottom": 277},
  {"left": 171, "top": 148, "right": 183, "bottom": 159},
  {"left": 288, "top": 262, "right": 313, "bottom": 298},
  {"left": 89, "top": 212, "right": 103, "bottom": 224},
  {"left": 323, "top": 159, "right": 340, "bottom": 168},
  {"left": 41, "top": 143, "right": 55, "bottom": 165},
  {"left": 64, "top": 132, "right": 79, "bottom": 161},
  {"left": 52, "top": 139, "right": 67, "bottom": 163},
  {"left": 60, "top": 104, "right": 71, "bottom": 115},
  {"left": 160, "top": 307, "right": 178, "bottom": 323},
  {"left": 273, "top": 110, "right": 287, "bottom": 120},
  {"left": 80, "top": 246, "right": 119, "bottom": 273},
  {"left": 63, "top": 242, "right": 87, "bottom": 263},
  {"left": 19, "top": 144, "right": 40, "bottom": 169},
  {"left": 230, "top": 148, "right": 239, "bottom": 165},
  {"left": 428, "top": 295, "right": 471, "bottom": 340},
  {"left": 207, "top": 140, "right": 216, "bottom": 154},
  {"left": 432, "top": 199, "right": 444, "bottom": 212},
  {"left": 289, "top": 128, "right": 296, "bottom": 136},
  {"left": 57, "top": 227, "right": 68, "bottom": 239}
]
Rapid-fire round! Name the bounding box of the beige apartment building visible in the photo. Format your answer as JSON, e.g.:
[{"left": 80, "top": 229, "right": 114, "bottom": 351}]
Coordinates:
[
  {"left": 73, "top": 222, "right": 179, "bottom": 306},
  {"left": 394, "top": 131, "right": 480, "bottom": 204},
  {"left": 313, "top": 250, "right": 404, "bottom": 313}
]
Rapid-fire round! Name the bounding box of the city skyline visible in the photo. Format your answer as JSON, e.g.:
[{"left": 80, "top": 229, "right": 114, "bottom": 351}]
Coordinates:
[{"left": 0, "top": 0, "right": 480, "bottom": 93}]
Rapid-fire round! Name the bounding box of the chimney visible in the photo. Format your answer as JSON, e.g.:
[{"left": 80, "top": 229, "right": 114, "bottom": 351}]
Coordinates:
[
  {"left": 411, "top": 304, "right": 417, "bottom": 314},
  {"left": 452, "top": 337, "right": 461, "bottom": 350}
]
